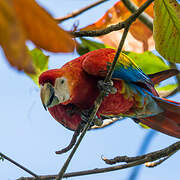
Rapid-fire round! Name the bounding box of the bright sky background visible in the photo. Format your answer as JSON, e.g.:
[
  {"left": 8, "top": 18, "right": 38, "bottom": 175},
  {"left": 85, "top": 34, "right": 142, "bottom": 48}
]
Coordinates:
[{"left": 0, "top": 1, "right": 180, "bottom": 180}]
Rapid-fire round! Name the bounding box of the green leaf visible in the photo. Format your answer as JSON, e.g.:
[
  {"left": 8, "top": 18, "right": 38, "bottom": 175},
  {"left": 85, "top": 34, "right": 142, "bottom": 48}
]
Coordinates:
[
  {"left": 156, "top": 83, "right": 178, "bottom": 97},
  {"left": 124, "top": 51, "right": 169, "bottom": 74},
  {"left": 154, "top": 0, "right": 180, "bottom": 62},
  {"left": 26, "top": 48, "right": 49, "bottom": 86},
  {"left": 77, "top": 38, "right": 111, "bottom": 56}
]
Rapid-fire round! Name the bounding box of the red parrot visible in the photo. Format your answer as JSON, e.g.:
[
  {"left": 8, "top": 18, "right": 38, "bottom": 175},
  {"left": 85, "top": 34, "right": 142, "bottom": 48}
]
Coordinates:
[{"left": 39, "top": 48, "right": 180, "bottom": 138}]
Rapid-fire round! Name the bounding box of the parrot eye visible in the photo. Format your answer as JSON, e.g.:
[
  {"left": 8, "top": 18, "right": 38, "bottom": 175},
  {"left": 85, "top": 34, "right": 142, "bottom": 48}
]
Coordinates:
[{"left": 61, "top": 79, "right": 65, "bottom": 84}]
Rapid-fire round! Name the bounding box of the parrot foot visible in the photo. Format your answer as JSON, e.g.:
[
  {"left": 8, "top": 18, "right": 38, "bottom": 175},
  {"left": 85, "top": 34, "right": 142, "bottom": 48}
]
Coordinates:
[
  {"left": 97, "top": 80, "right": 117, "bottom": 96},
  {"left": 81, "top": 109, "right": 103, "bottom": 127},
  {"left": 81, "top": 109, "right": 95, "bottom": 127}
]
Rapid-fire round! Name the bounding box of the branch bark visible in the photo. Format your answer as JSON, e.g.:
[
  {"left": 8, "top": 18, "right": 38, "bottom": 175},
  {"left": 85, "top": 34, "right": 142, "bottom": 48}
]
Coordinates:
[{"left": 18, "top": 141, "right": 180, "bottom": 180}]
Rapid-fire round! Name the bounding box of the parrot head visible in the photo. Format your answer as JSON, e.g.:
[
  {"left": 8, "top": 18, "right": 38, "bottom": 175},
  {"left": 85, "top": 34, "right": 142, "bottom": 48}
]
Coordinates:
[{"left": 39, "top": 69, "right": 71, "bottom": 110}]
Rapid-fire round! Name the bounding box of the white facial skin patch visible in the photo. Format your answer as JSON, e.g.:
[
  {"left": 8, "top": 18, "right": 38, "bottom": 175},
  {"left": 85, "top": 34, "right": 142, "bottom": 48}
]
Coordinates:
[{"left": 54, "top": 77, "right": 70, "bottom": 103}]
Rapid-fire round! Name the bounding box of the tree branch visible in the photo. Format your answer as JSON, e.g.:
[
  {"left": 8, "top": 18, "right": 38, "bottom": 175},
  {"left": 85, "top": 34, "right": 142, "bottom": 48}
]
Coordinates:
[
  {"left": 54, "top": 1, "right": 154, "bottom": 180},
  {"left": 56, "top": 0, "right": 109, "bottom": 23},
  {"left": 72, "top": 0, "right": 154, "bottom": 37},
  {"left": 121, "top": 0, "right": 153, "bottom": 31},
  {"left": 103, "top": 141, "right": 180, "bottom": 165},
  {"left": 0, "top": 152, "right": 39, "bottom": 179},
  {"left": 18, "top": 141, "right": 180, "bottom": 180}
]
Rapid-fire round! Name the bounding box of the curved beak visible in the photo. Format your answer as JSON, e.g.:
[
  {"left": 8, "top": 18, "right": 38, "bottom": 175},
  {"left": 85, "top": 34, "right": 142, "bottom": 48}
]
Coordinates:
[{"left": 40, "top": 83, "right": 55, "bottom": 111}]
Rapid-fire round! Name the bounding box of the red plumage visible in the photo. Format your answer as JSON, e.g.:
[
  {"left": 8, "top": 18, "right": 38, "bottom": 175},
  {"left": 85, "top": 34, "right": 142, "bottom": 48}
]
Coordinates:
[{"left": 39, "top": 48, "right": 180, "bottom": 138}]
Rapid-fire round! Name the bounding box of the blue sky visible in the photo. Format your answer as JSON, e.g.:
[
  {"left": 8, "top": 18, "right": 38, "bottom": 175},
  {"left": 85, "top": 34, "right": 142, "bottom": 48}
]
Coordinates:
[{"left": 0, "top": 1, "right": 179, "bottom": 180}]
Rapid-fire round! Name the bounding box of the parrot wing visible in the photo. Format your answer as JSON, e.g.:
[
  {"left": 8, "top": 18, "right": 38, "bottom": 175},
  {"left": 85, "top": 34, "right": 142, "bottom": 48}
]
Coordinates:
[
  {"left": 82, "top": 48, "right": 180, "bottom": 138},
  {"left": 82, "top": 48, "right": 156, "bottom": 95}
]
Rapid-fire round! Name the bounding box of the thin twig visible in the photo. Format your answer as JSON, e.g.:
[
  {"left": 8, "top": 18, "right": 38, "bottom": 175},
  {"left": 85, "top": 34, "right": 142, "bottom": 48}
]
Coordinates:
[
  {"left": 56, "top": 0, "right": 109, "bottom": 23},
  {"left": 72, "top": 0, "right": 154, "bottom": 37},
  {"left": 18, "top": 141, "right": 180, "bottom": 180},
  {"left": 121, "top": 0, "right": 153, "bottom": 31},
  {"left": 0, "top": 152, "right": 39, "bottom": 179}
]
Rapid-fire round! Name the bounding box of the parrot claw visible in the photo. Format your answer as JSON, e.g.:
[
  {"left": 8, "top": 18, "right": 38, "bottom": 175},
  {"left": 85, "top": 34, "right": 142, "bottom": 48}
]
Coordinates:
[
  {"left": 81, "top": 109, "right": 95, "bottom": 127},
  {"left": 81, "top": 109, "right": 103, "bottom": 127},
  {"left": 97, "top": 80, "right": 117, "bottom": 96}
]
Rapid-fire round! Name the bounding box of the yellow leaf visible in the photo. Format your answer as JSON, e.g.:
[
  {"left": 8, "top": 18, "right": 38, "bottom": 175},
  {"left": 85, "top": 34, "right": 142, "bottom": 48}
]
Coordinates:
[
  {"left": 0, "top": 0, "right": 34, "bottom": 73},
  {"left": 12, "top": 0, "right": 75, "bottom": 53}
]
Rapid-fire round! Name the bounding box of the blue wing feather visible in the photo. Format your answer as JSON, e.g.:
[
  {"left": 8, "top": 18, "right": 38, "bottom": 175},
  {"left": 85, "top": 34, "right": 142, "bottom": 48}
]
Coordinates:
[
  {"left": 112, "top": 53, "right": 156, "bottom": 94},
  {"left": 112, "top": 53, "right": 151, "bottom": 83}
]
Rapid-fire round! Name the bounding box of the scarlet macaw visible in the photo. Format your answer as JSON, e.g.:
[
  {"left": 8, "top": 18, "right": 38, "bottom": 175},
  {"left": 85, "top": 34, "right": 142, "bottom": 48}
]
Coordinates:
[{"left": 39, "top": 48, "right": 180, "bottom": 138}]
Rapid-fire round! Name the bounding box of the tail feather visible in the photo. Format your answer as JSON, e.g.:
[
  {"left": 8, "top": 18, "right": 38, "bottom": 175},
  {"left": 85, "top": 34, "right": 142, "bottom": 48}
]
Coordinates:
[{"left": 139, "top": 97, "right": 180, "bottom": 138}]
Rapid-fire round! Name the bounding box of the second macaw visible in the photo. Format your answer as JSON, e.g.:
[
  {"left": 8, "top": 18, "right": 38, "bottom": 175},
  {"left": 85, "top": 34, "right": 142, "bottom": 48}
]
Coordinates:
[{"left": 39, "top": 48, "right": 180, "bottom": 138}]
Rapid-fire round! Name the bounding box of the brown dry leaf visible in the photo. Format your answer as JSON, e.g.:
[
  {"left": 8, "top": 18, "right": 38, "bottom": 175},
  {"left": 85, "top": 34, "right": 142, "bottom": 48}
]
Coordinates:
[
  {"left": 12, "top": 0, "right": 75, "bottom": 53},
  {"left": 0, "top": 0, "right": 34, "bottom": 73},
  {"left": 82, "top": 0, "right": 154, "bottom": 52},
  {"left": 98, "top": 30, "right": 155, "bottom": 53}
]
